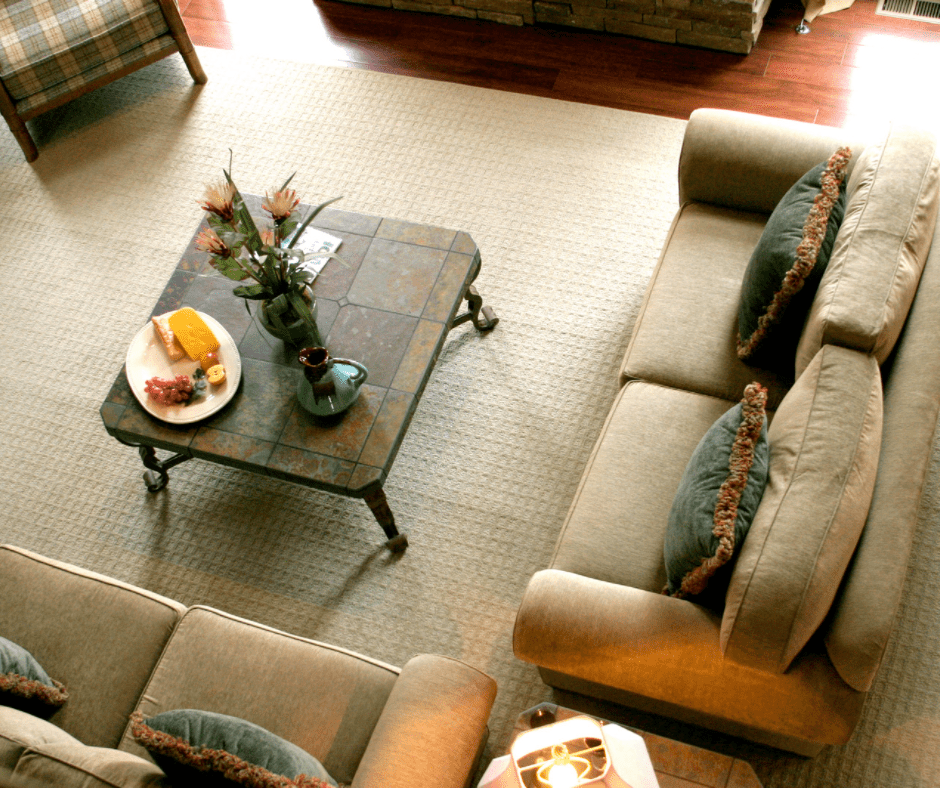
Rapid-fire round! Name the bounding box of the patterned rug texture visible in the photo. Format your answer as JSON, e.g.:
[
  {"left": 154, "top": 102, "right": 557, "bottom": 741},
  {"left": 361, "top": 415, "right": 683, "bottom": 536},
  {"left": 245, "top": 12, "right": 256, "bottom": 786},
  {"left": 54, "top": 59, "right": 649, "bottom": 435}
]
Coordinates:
[{"left": 0, "top": 46, "right": 938, "bottom": 788}]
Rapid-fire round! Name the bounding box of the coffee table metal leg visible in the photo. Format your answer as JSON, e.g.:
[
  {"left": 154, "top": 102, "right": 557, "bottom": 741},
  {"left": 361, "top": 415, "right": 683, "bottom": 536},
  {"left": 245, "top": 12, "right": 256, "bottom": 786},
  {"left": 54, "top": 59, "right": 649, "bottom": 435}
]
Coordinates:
[
  {"left": 453, "top": 284, "right": 499, "bottom": 331},
  {"left": 363, "top": 488, "right": 408, "bottom": 551},
  {"left": 138, "top": 445, "right": 192, "bottom": 492}
]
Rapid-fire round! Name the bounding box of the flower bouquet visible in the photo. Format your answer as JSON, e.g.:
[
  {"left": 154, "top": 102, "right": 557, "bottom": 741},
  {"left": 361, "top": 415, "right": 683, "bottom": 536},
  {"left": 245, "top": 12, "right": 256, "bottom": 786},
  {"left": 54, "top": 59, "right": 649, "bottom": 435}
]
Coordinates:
[{"left": 195, "top": 158, "right": 343, "bottom": 346}]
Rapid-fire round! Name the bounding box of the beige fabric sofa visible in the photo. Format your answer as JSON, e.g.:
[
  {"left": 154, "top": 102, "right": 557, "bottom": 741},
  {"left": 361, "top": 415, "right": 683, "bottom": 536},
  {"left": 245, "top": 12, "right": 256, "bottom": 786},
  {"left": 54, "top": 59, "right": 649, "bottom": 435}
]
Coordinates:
[
  {"left": 0, "top": 544, "right": 496, "bottom": 787},
  {"left": 513, "top": 108, "right": 940, "bottom": 756}
]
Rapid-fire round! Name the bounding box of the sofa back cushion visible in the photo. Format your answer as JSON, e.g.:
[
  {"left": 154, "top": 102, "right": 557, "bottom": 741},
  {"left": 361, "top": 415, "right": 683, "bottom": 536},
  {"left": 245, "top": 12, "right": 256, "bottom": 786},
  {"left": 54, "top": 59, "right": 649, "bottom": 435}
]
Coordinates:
[
  {"left": 795, "top": 125, "right": 940, "bottom": 376},
  {"left": 118, "top": 606, "right": 399, "bottom": 787},
  {"left": 720, "top": 345, "right": 883, "bottom": 673},
  {"left": 0, "top": 545, "right": 186, "bottom": 749},
  {"left": 823, "top": 224, "right": 940, "bottom": 692}
]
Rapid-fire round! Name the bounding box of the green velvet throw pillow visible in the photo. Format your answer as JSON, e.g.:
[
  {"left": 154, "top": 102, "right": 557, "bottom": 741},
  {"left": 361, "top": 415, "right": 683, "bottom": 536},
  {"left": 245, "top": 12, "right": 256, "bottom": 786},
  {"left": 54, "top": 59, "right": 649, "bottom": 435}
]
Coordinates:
[
  {"left": 664, "top": 383, "right": 769, "bottom": 605},
  {"left": 130, "top": 710, "right": 337, "bottom": 788},
  {"left": 737, "top": 147, "right": 851, "bottom": 370},
  {"left": 0, "top": 636, "right": 69, "bottom": 712}
]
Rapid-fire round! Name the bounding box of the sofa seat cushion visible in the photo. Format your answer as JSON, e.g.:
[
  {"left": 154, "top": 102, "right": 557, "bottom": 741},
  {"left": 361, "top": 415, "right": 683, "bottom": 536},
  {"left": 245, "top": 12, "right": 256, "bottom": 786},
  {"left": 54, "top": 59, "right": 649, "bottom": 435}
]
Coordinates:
[
  {"left": 551, "top": 380, "right": 760, "bottom": 593},
  {"left": 0, "top": 0, "right": 172, "bottom": 102},
  {"left": 621, "top": 202, "right": 791, "bottom": 410},
  {"left": 1, "top": 706, "right": 166, "bottom": 787},
  {"left": 118, "top": 606, "right": 399, "bottom": 787},
  {"left": 721, "top": 345, "right": 883, "bottom": 673},
  {"left": 0, "top": 545, "right": 187, "bottom": 749},
  {"left": 796, "top": 124, "right": 940, "bottom": 376}
]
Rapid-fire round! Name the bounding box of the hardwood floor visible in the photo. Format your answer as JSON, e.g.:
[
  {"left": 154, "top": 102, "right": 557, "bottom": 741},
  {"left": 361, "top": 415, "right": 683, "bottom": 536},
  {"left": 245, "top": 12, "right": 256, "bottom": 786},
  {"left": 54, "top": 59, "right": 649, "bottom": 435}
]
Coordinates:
[{"left": 178, "top": 0, "right": 940, "bottom": 131}]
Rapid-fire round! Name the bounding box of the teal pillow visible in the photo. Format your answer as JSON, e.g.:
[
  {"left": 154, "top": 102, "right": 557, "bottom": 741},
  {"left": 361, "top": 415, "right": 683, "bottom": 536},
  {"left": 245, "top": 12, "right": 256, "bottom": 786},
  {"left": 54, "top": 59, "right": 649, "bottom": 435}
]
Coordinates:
[
  {"left": 737, "top": 147, "right": 851, "bottom": 370},
  {"left": 0, "top": 636, "right": 69, "bottom": 712},
  {"left": 130, "top": 710, "right": 337, "bottom": 788},
  {"left": 664, "top": 383, "right": 770, "bottom": 605}
]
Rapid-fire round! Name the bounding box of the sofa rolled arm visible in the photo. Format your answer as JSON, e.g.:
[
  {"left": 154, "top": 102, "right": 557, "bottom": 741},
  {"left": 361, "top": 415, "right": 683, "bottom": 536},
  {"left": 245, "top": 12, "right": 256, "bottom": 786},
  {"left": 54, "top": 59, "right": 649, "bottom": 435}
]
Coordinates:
[
  {"left": 514, "top": 569, "right": 723, "bottom": 681},
  {"left": 513, "top": 570, "right": 864, "bottom": 749},
  {"left": 351, "top": 654, "right": 496, "bottom": 788},
  {"left": 678, "top": 108, "right": 872, "bottom": 214}
]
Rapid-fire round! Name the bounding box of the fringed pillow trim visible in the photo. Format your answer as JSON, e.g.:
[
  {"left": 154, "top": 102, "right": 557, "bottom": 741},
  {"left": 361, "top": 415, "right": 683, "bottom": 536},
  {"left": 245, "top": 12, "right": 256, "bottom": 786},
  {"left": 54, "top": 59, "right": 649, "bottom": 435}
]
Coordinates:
[
  {"left": 0, "top": 672, "right": 69, "bottom": 707},
  {"left": 671, "top": 382, "right": 768, "bottom": 599},
  {"left": 130, "top": 713, "right": 334, "bottom": 788},
  {"left": 738, "top": 146, "right": 852, "bottom": 361}
]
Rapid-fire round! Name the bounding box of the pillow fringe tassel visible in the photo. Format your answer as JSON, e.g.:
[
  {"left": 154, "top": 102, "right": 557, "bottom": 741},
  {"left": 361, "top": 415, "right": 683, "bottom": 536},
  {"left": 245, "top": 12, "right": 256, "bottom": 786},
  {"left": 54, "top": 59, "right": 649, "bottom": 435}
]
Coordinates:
[
  {"left": 130, "top": 713, "right": 334, "bottom": 788},
  {"left": 0, "top": 672, "right": 69, "bottom": 706}
]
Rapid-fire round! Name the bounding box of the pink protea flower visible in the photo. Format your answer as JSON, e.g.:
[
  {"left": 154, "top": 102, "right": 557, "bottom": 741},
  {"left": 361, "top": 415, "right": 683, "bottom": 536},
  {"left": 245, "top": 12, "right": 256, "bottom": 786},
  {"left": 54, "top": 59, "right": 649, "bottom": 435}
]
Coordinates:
[
  {"left": 260, "top": 229, "right": 275, "bottom": 246},
  {"left": 197, "top": 180, "right": 236, "bottom": 221},
  {"left": 263, "top": 188, "right": 300, "bottom": 222},
  {"left": 195, "top": 228, "right": 233, "bottom": 258}
]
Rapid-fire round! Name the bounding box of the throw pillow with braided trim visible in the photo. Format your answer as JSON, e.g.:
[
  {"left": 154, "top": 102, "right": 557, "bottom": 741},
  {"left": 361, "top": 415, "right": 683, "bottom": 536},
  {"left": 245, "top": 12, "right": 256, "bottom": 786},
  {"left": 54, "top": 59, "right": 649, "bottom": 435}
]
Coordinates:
[
  {"left": 130, "top": 710, "right": 337, "bottom": 788},
  {"left": 0, "top": 636, "right": 69, "bottom": 715},
  {"left": 737, "top": 147, "right": 851, "bottom": 370},
  {"left": 663, "top": 383, "right": 769, "bottom": 607}
]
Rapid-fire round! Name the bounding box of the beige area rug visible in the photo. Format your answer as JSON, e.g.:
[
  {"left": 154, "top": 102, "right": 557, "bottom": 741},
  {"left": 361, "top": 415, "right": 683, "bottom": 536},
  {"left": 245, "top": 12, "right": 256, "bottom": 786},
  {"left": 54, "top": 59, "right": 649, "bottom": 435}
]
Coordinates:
[{"left": 1, "top": 47, "right": 938, "bottom": 788}]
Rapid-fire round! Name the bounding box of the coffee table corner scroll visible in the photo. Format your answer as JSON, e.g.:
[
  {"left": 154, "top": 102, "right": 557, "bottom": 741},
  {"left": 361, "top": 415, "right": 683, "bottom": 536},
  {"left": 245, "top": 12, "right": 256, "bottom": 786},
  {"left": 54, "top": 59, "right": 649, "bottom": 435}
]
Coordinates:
[{"left": 452, "top": 250, "right": 499, "bottom": 332}]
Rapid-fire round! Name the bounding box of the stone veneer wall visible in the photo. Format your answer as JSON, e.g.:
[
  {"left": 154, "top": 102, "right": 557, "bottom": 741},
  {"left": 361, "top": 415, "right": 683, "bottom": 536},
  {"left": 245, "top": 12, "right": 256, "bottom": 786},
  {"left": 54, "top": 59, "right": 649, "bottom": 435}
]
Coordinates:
[{"left": 341, "top": 0, "right": 773, "bottom": 53}]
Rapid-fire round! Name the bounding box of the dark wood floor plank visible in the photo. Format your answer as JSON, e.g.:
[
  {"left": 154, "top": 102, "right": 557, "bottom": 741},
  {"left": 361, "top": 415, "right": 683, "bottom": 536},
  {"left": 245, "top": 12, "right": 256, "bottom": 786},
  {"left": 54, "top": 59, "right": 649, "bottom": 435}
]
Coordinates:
[
  {"left": 551, "top": 66, "right": 830, "bottom": 122},
  {"left": 763, "top": 51, "right": 858, "bottom": 91},
  {"left": 180, "top": 0, "right": 940, "bottom": 129}
]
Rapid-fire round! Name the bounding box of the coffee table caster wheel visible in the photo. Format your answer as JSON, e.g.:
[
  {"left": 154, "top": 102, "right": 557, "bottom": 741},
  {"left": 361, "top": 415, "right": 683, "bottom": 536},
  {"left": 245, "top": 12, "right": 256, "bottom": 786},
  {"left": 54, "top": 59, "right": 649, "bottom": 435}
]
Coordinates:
[
  {"left": 143, "top": 470, "right": 168, "bottom": 493},
  {"left": 387, "top": 534, "right": 408, "bottom": 552}
]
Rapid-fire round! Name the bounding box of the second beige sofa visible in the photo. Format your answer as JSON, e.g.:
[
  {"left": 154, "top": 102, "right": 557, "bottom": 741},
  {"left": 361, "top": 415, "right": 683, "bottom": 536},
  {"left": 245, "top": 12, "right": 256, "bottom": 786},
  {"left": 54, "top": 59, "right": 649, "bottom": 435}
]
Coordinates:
[
  {"left": 0, "top": 544, "right": 496, "bottom": 788},
  {"left": 513, "top": 108, "right": 940, "bottom": 756}
]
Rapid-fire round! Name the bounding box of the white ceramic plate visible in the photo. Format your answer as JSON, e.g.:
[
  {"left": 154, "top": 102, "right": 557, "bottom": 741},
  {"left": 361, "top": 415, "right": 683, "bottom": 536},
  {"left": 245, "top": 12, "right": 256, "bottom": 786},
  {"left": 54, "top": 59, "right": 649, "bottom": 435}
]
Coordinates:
[{"left": 125, "top": 312, "right": 242, "bottom": 424}]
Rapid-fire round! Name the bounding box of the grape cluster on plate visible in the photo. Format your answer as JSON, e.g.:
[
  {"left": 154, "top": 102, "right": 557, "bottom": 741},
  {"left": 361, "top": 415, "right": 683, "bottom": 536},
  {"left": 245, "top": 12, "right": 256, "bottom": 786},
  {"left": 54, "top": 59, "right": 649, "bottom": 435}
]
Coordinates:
[{"left": 144, "top": 374, "right": 195, "bottom": 405}]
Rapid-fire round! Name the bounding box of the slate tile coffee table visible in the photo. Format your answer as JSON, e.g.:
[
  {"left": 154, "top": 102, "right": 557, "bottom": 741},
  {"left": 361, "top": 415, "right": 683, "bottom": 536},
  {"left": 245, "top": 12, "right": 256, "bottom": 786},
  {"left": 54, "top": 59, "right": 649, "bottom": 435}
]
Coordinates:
[{"left": 100, "top": 204, "right": 498, "bottom": 551}]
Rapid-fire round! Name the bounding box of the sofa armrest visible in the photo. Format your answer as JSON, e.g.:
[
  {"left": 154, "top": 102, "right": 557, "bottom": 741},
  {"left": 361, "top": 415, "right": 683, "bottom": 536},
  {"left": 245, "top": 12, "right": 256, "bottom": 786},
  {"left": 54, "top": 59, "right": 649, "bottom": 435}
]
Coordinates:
[
  {"left": 514, "top": 569, "right": 722, "bottom": 682},
  {"left": 513, "top": 570, "right": 864, "bottom": 750},
  {"left": 351, "top": 654, "right": 496, "bottom": 788},
  {"left": 678, "top": 108, "right": 872, "bottom": 214}
]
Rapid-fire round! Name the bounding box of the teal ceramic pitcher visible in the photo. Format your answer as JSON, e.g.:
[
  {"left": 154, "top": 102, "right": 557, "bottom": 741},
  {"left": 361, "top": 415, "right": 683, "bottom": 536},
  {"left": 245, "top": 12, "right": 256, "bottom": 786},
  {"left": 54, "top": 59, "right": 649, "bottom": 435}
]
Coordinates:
[{"left": 296, "top": 346, "right": 368, "bottom": 416}]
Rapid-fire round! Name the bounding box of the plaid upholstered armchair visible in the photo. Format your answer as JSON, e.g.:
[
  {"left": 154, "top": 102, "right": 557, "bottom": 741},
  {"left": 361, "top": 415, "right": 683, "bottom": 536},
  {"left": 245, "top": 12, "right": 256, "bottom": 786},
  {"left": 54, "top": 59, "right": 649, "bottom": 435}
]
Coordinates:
[{"left": 0, "top": 0, "right": 206, "bottom": 162}]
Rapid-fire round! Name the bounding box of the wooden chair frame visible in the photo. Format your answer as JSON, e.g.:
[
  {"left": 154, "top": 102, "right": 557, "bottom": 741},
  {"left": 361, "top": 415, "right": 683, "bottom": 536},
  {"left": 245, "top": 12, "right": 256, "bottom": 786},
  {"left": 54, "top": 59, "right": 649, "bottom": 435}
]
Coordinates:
[{"left": 0, "top": 0, "right": 206, "bottom": 162}]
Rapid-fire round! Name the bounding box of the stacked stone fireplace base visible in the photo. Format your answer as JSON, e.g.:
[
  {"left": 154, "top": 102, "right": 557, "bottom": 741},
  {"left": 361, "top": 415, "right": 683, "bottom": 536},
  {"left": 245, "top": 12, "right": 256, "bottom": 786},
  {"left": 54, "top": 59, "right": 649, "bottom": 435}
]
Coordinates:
[{"left": 339, "top": 0, "right": 772, "bottom": 53}]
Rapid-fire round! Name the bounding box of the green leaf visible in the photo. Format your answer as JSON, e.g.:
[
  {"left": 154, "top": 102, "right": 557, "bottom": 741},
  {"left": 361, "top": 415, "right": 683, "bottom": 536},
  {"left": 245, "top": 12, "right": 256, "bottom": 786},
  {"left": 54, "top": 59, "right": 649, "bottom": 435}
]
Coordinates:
[
  {"left": 212, "top": 256, "right": 251, "bottom": 281},
  {"left": 285, "top": 288, "right": 322, "bottom": 345},
  {"left": 233, "top": 284, "right": 271, "bottom": 300}
]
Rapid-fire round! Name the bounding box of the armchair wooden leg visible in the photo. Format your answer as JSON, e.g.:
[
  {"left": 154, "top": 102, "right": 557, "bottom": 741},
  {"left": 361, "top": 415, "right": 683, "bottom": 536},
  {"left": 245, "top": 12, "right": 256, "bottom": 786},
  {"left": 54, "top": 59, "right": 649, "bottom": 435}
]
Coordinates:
[
  {"left": 157, "top": 0, "right": 208, "bottom": 85},
  {"left": 179, "top": 44, "right": 208, "bottom": 85},
  {"left": 5, "top": 116, "right": 38, "bottom": 162},
  {"left": 0, "top": 87, "right": 38, "bottom": 162}
]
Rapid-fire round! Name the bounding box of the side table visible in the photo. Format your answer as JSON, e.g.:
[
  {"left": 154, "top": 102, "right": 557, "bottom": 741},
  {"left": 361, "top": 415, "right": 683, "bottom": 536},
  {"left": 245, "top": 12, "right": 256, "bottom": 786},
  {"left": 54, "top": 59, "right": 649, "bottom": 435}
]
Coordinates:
[{"left": 504, "top": 703, "right": 763, "bottom": 788}]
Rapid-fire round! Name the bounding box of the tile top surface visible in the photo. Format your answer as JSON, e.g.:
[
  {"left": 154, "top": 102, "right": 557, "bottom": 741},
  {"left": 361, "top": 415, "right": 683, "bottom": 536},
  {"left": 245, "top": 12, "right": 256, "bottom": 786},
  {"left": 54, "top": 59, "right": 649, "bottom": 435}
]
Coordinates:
[{"left": 102, "top": 204, "right": 481, "bottom": 496}]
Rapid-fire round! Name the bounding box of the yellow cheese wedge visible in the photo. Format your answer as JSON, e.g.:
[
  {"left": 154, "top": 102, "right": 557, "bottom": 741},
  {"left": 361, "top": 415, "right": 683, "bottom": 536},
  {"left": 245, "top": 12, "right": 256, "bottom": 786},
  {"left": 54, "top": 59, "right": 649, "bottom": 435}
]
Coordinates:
[{"left": 167, "top": 308, "right": 220, "bottom": 361}]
